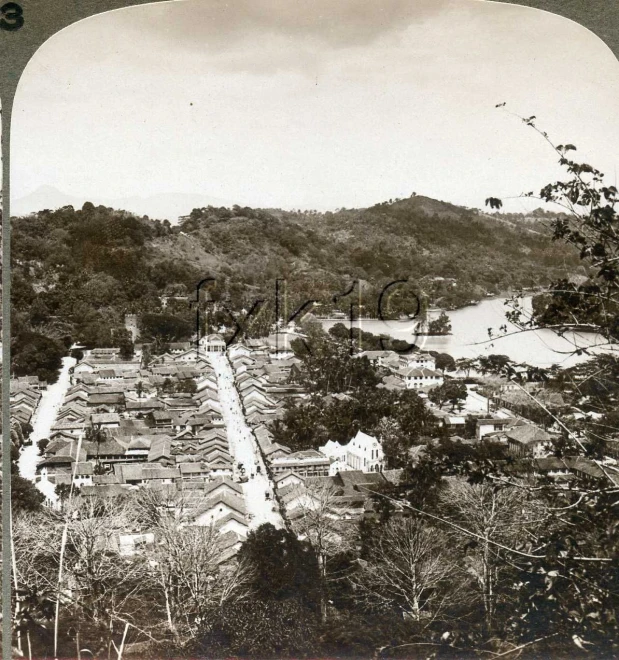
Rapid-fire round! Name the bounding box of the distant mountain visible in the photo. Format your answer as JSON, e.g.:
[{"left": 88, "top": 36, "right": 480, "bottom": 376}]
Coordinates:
[
  {"left": 12, "top": 185, "right": 235, "bottom": 222},
  {"left": 11, "top": 186, "right": 80, "bottom": 216}
]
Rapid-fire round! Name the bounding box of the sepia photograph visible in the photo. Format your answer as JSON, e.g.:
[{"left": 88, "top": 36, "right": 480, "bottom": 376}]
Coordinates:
[{"left": 6, "top": 0, "right": 619, "bottom": 657}]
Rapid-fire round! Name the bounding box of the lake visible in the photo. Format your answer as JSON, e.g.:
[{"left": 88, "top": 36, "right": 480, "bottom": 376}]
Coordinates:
[{"left": 321, "top": 297, "right": 615, "bottom": 368}]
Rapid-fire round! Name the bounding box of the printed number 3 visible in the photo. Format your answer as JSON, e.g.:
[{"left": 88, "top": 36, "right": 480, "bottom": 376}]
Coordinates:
[{"left": 0, "top": 2, "right": 24, "bottom": 31}]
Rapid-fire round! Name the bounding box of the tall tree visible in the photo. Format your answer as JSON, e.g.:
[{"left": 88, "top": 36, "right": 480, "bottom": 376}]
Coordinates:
[
  {"left": 291, "top": 483, "right": 357, "bottom": 622},
  {"left": 352, "top": 517, "right": 461, "bottom": 623},
  {"left": 150, "top": 517, "right": 253, "bottom": 640},
  {"left": 428, "top": 380, "right": 468, "bottom": 411},
  {"left": 238, "top": 523, "right": 320, "bottom": 607},
  {"left": 485, "top": 114, "right": 619, "bottom": 653},
  {"left": 439, "top": 480, "right": 545, "bottom": 633}
]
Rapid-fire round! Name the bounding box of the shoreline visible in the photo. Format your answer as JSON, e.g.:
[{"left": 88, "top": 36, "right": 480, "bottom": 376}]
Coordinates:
[{"left": 316, "top": 288, "right": 546, "bottom": 322}]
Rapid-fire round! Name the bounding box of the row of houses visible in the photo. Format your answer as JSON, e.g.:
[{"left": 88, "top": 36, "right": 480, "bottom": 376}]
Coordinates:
[
  {"left": 230, "top": 342, "right": 392, "bottom": 480},
  {"left": 227, "top": 343, "right": 337, "bottom": 478},
  {"left": 408, "top": 413, "right": 564, "bottom": 461},
  {"left": 519, "top": 456, "right": 619, "bottom": 486},
  {"left": 90, "top": 477, "right": 251, "bottom": 560},
  {"left": 492, "top": 387, "right": 567, "bottom": 419},
  {"left": 356, "top": 350, "right": 437, "bottom": 371},
  {"left": 9, "top": 377, "right": 46, "bottom": 431},
  {"left": 74, "top": 336, "right": 225, "bottom": 374},
  {"left": 38, "top": 347, "right": 238, "bottom": 490},
  {"left": 39, "top": 344, "right": 260, "bottom": 564}
]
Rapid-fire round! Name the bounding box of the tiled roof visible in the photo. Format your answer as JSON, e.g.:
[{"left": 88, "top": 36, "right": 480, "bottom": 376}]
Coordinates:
[
  {"left": 192, "top": 493, "right": 247, "bottom": 518},
  {"left": 148, "top": 435, "right": 172, "bottom": 461},
  {"left": 505, "top": 425, "right": 554, "bottom": 446},
  {"left": 91, "top": 413, "right": 120, "bottom": 424}
]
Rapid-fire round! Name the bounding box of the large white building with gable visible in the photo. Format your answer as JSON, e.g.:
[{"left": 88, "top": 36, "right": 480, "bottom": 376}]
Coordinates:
[{"left": 320, "top": 430, "right": 385, "bottom": 474}]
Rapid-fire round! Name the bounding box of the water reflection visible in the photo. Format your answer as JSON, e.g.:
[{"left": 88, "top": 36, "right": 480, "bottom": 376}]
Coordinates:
[{"left": 321, "top": 297, "right": 615, "bottom": 368}]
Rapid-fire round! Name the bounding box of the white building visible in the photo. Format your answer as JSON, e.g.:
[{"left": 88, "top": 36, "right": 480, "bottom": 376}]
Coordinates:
[
  {"left": 270, "top": 450, "right": 331, "bottom": 477},
  {"left": 400, "top": 352, "right": 436, "bottom": 370},
  {"left": 199, "top": 334, "right": 227, "bottom": 353},
  {"left": 346, "top": 430, "right": 385, "bottom": 472},
  {"left": 398, "top": 367, "right": 443, "bottom": 390},
  {"left": 228, "top": 344, "right": 253, "bottom": 360},
  {"left": 476, "top": 418, "right": 516, "bottom": 441},
  {"left": 319, "top": 439, "right": 348, "bottom": 475},
  {"left": 321, "top": 431, "right": 385, "bottom": 474}
]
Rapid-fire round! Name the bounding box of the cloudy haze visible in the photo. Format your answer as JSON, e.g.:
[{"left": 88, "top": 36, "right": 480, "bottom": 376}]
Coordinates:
[{"left": 11, "top": 0, "right": 619, "bottom": 220}]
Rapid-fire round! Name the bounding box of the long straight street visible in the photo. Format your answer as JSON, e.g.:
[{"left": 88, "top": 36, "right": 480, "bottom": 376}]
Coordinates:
[
  {"left": 210, "top": 353, "right": 284, "bottom": 530},
  {"left": 18, "top": 356, "right": 76, "bottom": 503}
]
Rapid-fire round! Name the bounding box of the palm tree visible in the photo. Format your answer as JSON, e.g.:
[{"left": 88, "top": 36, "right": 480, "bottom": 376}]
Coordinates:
[
  {"left": 141, "top": 344, "right": 152, "bottom": 369},
  {"left": 84, "top": 423, "right": 108, "bottom": 474}
]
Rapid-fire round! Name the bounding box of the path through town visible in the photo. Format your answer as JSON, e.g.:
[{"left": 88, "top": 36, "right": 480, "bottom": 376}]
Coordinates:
[
  {"left": 210, "top": 353, "right": 284, "bottom": 530},
  {"left": 18, "top": 355, "right": 76, "bottom": 502},
  {"left": 464, "top": 384, "right": 512, "bottom": 418}
]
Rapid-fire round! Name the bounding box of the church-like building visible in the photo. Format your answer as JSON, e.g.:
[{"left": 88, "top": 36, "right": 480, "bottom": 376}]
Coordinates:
[{"left": 198, "top": 334, "right": 226, "bottom": 353}]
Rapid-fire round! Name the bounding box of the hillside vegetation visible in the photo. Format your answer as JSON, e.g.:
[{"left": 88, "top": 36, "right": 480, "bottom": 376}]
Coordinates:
[
  {"left": 11, "top": 195, "right": 580, "bottom": 378},
  {"left": 175, "top": 196, "right": 578, "bottom": 312}
]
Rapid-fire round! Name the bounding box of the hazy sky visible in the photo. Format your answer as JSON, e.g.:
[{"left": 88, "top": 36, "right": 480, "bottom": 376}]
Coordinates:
[{"left": 11, "top": 0, "right": 619, "bottom": 216}]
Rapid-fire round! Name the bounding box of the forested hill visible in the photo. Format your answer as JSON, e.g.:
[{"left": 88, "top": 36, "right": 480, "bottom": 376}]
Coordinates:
[
  {"left": 159, "top": 194, "right": 580, "bottom": 310},
  {"left": 11, "top": 196, "right": 581, "bottom": 378}
]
